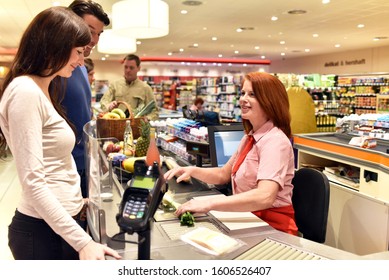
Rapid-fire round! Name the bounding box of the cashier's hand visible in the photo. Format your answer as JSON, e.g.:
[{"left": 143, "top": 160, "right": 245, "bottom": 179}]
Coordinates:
[
  {"left": 79, "top": 240, "right": 122, "bottom": 260},
  {"left": 175, "top": 199, "right": 210, "bottom": 217},
  {"left": 164, "top": 166, "right": 193, "bottom": 183},
  {"left": 108, "top": 101, "right": 118, "bottom": 112}
]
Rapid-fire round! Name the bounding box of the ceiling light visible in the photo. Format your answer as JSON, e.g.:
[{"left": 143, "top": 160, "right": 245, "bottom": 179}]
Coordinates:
[
  {"left": 181, "top": 10, "right": 188, "bottom": 14},
  {"left": 280, "top": 41, "right": 286, "bottom": 45},
  {"left": 322, "top": 0, "right": 330, "bottom": 4},
  {"left": 168, "top": 52, "right": 172, "bottom": 55},
  {"left": 281, "top": 52, "right": 286, "bottom": 56},
  {"left": 255, "top": 46, "right": 260, "bottom": 50},
  {"left": 261, "top": 55, "right": 266, "bottom": 59},
  {"left": 374, "top": 36, "right": 388, "bottom": 41},
  {"left": 218, "top": 54, "right": 223, "bottom": 57},
  {"left": 136, "top": 41, "right": 141, "bottom": 45},
  {"left": 288, "top": 9, "right": 307, "bottom": 15},
  {"left": 212, "top": 37, "right": 217, "bottom": 41},
  {"left": 236, "top": 28, "right": 243, "bottom": 32},
  {"left": 179, "top": 48, "right": 184, "bottom": 52},
  {"left": 193, "top": 43, "right": 199, "bottom": 47},
  {"left": 313, "top": 33, "right": 319, "bottom": 38},
  {"left": 305, "top": 49, "right": 311, "bottom": 52},
  {"left": 112, "top": 0, "right": 169, "bottom": 39},
  {"left": 335, "top": 44, "right": 341, "bottom": 48},
  {"left": 182, "top": 0, "right": 203, "bottom": 6},
  {"left": 357, "top": 24, "right": 365, "bottom": 28},
  {"left": 234, "top": 50, "right": 239, "bottom": 54},
  {"left": 271, "top": 16, "right": 278, "bottom": 21},
  {"left": 97, "top": 29, "right": 137, "bottom": 54}
]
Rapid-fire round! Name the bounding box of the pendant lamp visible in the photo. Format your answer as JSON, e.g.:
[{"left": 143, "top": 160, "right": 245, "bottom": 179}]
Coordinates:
[
  {"left": 112, "top": 0, "right": 169, "bottom": 39},
  {"left": 97, "top": 29, "right": 137, "bottom": 54}
]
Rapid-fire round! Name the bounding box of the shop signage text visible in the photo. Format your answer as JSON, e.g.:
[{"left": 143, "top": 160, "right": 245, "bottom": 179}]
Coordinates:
[{"left": 324, "top": 58, "right": 366, "bottom": 67}]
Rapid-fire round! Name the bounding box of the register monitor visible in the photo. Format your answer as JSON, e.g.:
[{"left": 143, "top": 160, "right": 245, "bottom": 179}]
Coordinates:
[{"left": 208, "top": 124, "right": 245, "bottom": 167}]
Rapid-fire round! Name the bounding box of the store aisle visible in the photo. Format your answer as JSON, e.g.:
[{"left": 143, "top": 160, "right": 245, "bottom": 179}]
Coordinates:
[{"left": 0, "top": 155, "right": 20, "bottom": 260}]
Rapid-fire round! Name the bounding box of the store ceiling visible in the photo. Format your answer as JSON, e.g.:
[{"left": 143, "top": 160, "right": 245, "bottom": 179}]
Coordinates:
[{"left": 1, "top": 0, "right": 389, "bottom": 64}]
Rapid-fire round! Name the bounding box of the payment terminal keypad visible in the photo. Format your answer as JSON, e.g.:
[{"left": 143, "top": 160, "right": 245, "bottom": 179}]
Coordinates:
[{"left": 123, "top": 195, "right": 148, "bottom": 220}]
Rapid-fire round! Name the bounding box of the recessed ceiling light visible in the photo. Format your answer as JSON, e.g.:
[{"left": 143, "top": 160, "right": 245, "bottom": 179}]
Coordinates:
[
  {"left": 322, "top": 0, "right": 330, "bottom": 4},
  {"left": 182, "top": 1, "right": 203, "bottom": 6},
  {"left": 357, "top": 24, "right": 365, "bottom": 28},
  {"left": 280, "top": 41, "right": 286, "bottom": 45},
  {"left": 179, "top": 48, "right": 184, "bottom": 52},
  {"left": 243, "top": 64, "right": 247, "bottom": 67},
  {"left": 168, "top": 52, "right": 172, "bottom": 55},
  {"left": 236, "top": 28, "right": 243, "bottom": 32},
  {"left": 234, "top": 50, "right": 239, "bottom": 54},
  {"left": 281, "top": 52, "right": 286, "bottom": 56},
  {"left": 288, "top": 9, "right": 307, "bottom": 15},
  {"left": 212, "top": 37, "right": 217, "bottom": 41},
  {"left": 374, "top": 36, "right": 388, "bottom": 40},
  {"left": 193, "top": 43, "right": 199, "bottom": 47},
  {"left": 255, "top": 46, "right": 260, "bottom": 50},
  {"left": 218, "top": 54, "right": 223, "bottom": 57},
  {"left": 136, "top": 41, "right": 141, "bottom": 45},
  {"left": 335, "top": 44, "right": 341, "bottom": 48},
  {"left": 261, "top": 55, "right": 266, "bottom": 59},
  {"left": 181, "top": 10, "right": 188, "bottom": 14},
  {"left": 313, "top": 34, "right": 319, "bottom": 38},
  {"left": 305, "top": 49, "right": 311, "bottom": 52},
  {"left": 271, "top": 16, "right": 278, "bottom": 21}
]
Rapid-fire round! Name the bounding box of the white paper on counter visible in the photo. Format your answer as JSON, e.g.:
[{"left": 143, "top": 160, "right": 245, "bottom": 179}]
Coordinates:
[{"left": 192, "top": 194, "right": 268, "bottom": 231}]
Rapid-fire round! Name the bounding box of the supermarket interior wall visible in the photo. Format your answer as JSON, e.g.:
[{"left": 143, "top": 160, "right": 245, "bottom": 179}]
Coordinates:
[{"left": 270, "top": 45, "right": 389, "bottom": 75}]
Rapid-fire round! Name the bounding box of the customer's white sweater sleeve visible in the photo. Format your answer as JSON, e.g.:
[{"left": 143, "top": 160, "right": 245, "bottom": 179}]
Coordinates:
[{"left": 3, "top": 78, "right": 92, "bottom": 252}]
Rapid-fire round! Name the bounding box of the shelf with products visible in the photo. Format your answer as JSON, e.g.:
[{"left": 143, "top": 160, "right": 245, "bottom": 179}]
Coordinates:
[
  {"left": 336, "top": 74, "right": 389, "bottom": 115},
  {"left": 196, "top": 76, "right": 242, "bottom": 121},
  {"left": 376, "top": 94, "right": 389, "bottom": 114},
  {"left": 176, "top": 79, "right": 196, "bottom": 111}
]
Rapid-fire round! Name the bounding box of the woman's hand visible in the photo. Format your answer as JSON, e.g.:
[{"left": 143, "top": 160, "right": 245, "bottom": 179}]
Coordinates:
[
  {"left": 175, "top": 198, "right": 211, "bottom": 217},
  {"left": 164, "top": 166, "right": 192, "bottom": 183},
  {"left": 79, "top": 240, "right": 122, "bottom": 260}
]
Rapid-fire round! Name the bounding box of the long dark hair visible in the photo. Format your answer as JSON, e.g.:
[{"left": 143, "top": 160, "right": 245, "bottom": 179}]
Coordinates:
[
  {"left": 0, "top": 7, "right": 91, "bottom": 157},
  {"left": 242, "top": 72, "right": 292, "bottom": 138}
]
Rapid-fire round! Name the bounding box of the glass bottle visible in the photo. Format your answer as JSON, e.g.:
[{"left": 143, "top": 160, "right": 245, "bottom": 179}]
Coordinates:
[
  {"left": 123, "top": 120, "right": 135, "bottom": 157},
  {"left": 146, "top": 127, "right": 160, "bottom": 166}
]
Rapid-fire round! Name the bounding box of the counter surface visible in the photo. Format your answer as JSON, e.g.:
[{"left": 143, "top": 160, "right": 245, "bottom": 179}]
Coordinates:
[{"left": 97, "top": 165, "right": 387, "bottom": 260}]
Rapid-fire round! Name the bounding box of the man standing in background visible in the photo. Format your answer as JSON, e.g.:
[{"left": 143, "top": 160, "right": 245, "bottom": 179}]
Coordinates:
[
  {"left": 61, "top": 0, "right": 110, "bottom": 198},
  {"left": 84, "top": 58, "right": 95, "bottom": 87},
  {"left": 100, "top": 54, "right": 159, "bottom": 120}
]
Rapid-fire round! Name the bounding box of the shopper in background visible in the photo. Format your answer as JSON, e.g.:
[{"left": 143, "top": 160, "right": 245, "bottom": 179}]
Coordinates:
[
  {"left": 84, "top": 58, "right": 95, "bottom": 86},
  {"left": 165, "top": 72, "right": 298, "bottom": 235},
  {"left": 61, "top": 0, "right": 110, "bottom": 199},
  {"left": 100, "top": 54, "right": 159, "bottom": 120},
  {"left": 190, "top": 97, "right": 204, "bottom": 111},
  {"left": 0, "top": 7, "right": 120, "bottom": 260}
]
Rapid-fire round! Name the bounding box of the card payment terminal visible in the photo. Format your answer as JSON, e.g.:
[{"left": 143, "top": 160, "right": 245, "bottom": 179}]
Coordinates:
[{"left": 116, "top": 160, "right": 167, "bottom": 235}]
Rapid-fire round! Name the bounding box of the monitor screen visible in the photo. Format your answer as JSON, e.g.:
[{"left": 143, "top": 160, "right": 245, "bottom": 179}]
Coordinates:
[{"left": 208, "top": 124, "right": 245, "bottom": 167}]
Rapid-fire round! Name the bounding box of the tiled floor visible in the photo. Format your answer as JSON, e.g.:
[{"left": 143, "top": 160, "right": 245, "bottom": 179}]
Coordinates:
[{"left": 0, "top": 153, "right": 21, "bottom": 260}]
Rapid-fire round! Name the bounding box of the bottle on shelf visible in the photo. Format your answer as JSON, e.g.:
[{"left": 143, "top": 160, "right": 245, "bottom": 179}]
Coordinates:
[
  {"left": 123, "top": 120, "right": 135, "bottom": 157},
  {"left": 146, "top": 127, "right": 160, "bottom": 166}
]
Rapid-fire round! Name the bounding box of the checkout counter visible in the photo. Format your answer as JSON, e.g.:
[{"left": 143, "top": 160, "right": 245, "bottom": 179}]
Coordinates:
[
  {"left": 83, "top": 121, "right": 389, "bottom": 260},
  {"left": 294, "top": 132, "right": 389, "bottom": 256}
]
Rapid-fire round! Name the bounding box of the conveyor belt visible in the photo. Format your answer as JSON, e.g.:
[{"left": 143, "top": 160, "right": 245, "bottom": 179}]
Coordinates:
[
  {"left": 160, "top": 221, "right": 222, "bottom": 241},
  {"left": 235, "top": 238, "right": 327, "bottom": 260}
]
